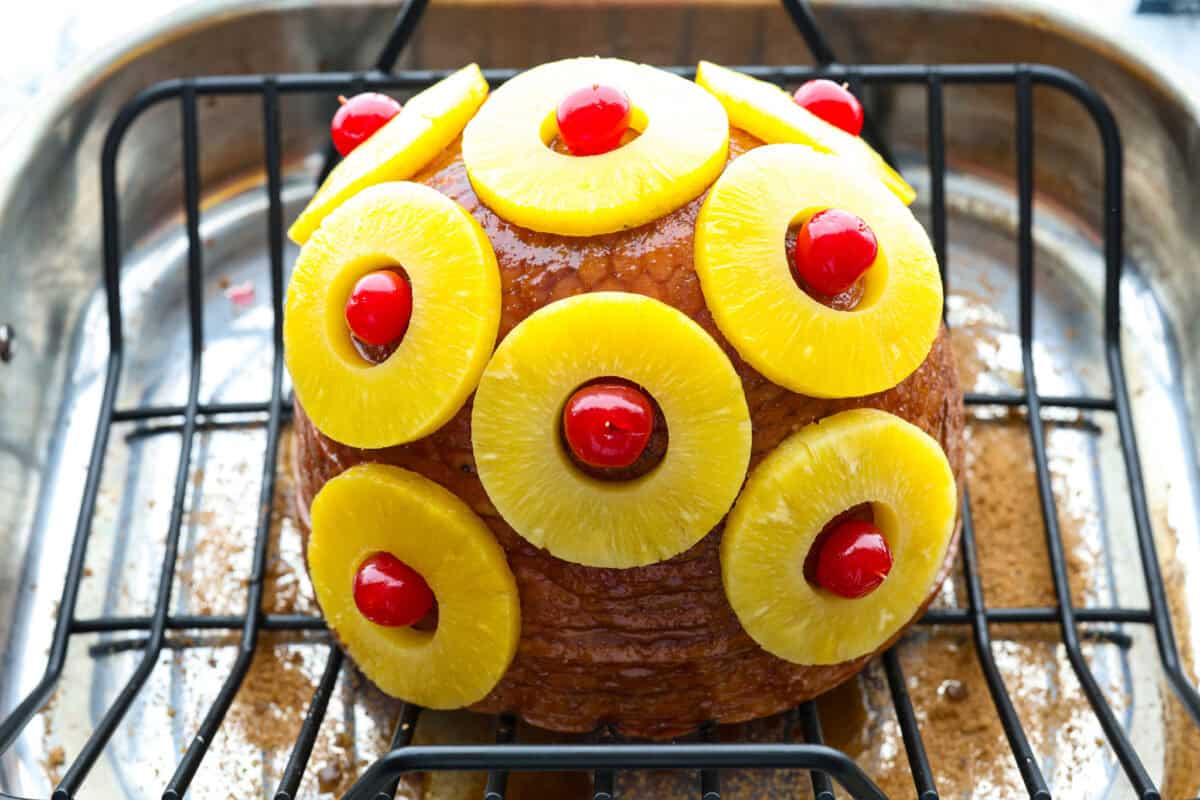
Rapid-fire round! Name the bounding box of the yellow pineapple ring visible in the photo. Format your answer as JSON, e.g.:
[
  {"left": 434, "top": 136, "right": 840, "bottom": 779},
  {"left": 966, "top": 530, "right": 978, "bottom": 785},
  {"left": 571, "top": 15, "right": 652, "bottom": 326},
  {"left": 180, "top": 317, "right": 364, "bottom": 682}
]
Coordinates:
[
  {"left": 308, "top": 463, "right": 520, "bottom": 708},
  {"left": 288, "top": 64, "right": 489, "bottom": 245},
  {"left": 461, "top": 57, "right": 729, "bottom": 237},
  {"left": 695, "top": 61, "right": 915, "bottom": 205},
  {"left": 722, "top": 409, "right": 956, "bottom": 666},
  {"left": 285, "top": 181, "right": 501, "bottom": 448},
  {"left": 472, "top": 292, "right": 751, "bottom": 569},
  {"left": 695, "top": 144, "right": 942, "bottom": 399}
]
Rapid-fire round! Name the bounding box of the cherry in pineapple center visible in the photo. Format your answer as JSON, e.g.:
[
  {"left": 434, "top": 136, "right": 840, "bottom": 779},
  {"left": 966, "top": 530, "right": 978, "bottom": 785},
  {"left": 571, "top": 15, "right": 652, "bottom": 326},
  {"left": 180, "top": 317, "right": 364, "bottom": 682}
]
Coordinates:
[
  {"left": 562, "top": 381, "right": 665, "bottom": 474},
  {"left": 345, "top": 269, "right": 413, "bottom": 350},
  {"left": 353, "top": 551, "right": 435, "bottom": 627},
  {"left": 810, "top": 518, "right": 894, "bottom": 599},
  {"left": 555, "top": 84, "right": 634, "bottom": 156}
]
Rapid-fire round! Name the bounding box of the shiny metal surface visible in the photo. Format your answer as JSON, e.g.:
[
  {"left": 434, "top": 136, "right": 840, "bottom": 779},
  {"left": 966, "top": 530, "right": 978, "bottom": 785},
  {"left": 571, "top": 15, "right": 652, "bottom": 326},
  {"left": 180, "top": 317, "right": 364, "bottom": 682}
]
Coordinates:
[{"left": 1, "top": 1, "right": 1199, "bottom": 798}]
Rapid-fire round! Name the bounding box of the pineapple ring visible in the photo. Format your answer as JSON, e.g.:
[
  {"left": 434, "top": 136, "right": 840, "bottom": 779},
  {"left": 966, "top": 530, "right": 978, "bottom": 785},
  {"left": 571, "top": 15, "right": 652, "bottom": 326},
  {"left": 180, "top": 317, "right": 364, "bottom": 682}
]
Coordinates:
[
  {"left": 461, "top": 57, "right": 729, "bottom": 237},
  {"left": 721, "top": 409, "right": 957, "bottom": 666},
  {"left": 472, "top": 292, "right": 752, "bottom": 569},
  {"left": 695, "top": 61, "right": 915, "bottom": 205},
  {"left": 285, "top": 181, "right": 501, "bottom": 449},
  {"left": 695, "top": 144, "right": 942, "bottom": 399},
  {"left": 288, "top": 64, "right": 490, "bottom": 245},
  {"left": 308, "top": 463, "right": 521, "bottom": 709}
]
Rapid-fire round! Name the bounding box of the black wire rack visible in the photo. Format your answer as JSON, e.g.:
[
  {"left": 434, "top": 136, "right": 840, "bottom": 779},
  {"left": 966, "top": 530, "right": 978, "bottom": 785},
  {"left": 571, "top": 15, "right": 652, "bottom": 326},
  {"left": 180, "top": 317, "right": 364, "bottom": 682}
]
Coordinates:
[{"left": 2, "top": 1, "right": 1199, "bottom": 798}]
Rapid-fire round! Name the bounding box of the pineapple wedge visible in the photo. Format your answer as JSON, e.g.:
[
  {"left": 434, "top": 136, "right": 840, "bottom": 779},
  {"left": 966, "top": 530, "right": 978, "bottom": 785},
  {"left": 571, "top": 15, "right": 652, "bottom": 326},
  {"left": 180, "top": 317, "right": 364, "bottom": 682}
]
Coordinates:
[
  {"left": 695, "top": 60, "right": 915, "bottom": 205},
  {"left": 308, "top": 464, "right": 520, "bottom": 708},
  {"left": 721, "top": 408, "right": 957, "bottom": 666},
  {"left": 288, "top": 64, "right": 489, "bottom": 245}
]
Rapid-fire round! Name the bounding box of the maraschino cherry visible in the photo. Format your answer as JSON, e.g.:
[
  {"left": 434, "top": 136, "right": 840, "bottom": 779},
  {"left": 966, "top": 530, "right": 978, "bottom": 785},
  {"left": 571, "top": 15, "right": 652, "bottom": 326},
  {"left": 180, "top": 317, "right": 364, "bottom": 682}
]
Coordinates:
[
  {"left": 353, "top": 552, "right": 435, "bottom": 627},
  {"left": 793, "top": 209, "right": 878, "bottom": 296},
  {"left": 793, "top": 79, "right": 864, "bottom": 136},
  {"left": 345, "top": 270, "right": 413, "bottom": 347},
  {"left": 563, "top": 382, "right": 654, "bottom": 469},
  {"left": 814, "top": 520, "right": 893, "bottom": 599},
  {"left": 331, "top": 92, "right": 402, "bottom": 156},
  {"left": 556, "top": 84, "right": 632, "bottom": 156}
]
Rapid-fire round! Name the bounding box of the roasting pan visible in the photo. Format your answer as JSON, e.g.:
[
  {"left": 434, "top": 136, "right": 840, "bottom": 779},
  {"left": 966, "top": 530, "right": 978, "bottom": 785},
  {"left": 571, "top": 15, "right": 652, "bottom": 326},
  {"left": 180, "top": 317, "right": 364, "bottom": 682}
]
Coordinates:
[{"left": 2, "top": 1, "right": 1200, "bottom": 798}]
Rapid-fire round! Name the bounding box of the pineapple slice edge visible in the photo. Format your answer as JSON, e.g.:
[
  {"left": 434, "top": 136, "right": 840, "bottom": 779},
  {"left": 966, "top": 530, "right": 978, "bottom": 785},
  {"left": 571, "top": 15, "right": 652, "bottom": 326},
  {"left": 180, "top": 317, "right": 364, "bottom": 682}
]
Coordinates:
[
  {"left": 695, "top": 142, "right": 942, "bottom": 399},
  {"left": 721, "top": 408, "right": 957, "bottom": 667},
  {"left": 285, "top": 180, "right": 501, "bottom": 449},
  {"left": 308, "top": 463, "right": 521, "bottom": 709},
  {"left": 288, "top": 63, "right": 490, "bottom": 245}
]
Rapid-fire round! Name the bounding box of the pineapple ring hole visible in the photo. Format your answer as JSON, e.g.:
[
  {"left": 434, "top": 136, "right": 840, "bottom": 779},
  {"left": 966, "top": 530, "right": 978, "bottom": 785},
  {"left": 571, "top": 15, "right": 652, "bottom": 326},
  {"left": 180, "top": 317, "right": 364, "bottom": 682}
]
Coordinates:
[
  {"left": 785, "top": 208, "right": 888, "bottom": 314},
  {"left": 539, "top": 106, "right": 648, "bottom": 155},
  {"left": 558, "top": 376, "right": 669, "bottom": 482},
  {"left": 339, "top": 262, "right": 413, "bottom": 365}
]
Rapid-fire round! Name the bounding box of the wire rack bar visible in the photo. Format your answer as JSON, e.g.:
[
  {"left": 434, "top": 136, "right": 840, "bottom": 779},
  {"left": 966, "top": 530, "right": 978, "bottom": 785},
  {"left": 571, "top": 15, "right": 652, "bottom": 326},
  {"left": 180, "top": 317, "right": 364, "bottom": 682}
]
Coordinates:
[
  {"left": 1098, "top": 105, "right": 1200, "bottom": 733},
  {"left": 1014, "top": 71, "right": 1157, "bottom": 798},
  {"left": 882, "top": 648, "right": 938, "bottom": 800},
  {"left": 105, "top": 61, "right": 1178, "bottom": 101},
  {"left": 926, "top": 73, "right": 948, "bottom": 287},
  {"left": 342, "top": 744, "right": 888, "bottom": 800},
  {"left": 70, "top": 613, "right": 326, "bottom": 633},
  {"left": 375, "top": 0, "right": 431, "bottom": 74},
  {"left": 376, "top": 703, "right": 422, "bottom": 800},
  {"left": 64, "top": 603, "right": 1155, "bottom": 639},
  {"left": 112, "top": 400, "right": 279, "bottom": 421},
  {"left": 0, "top": 367, "right": 122, "bottom": 757},
  {"left": 590, "top": 726, "right": 616, "bottom": 800},
  {"left": 779, "top": 0, "right": 836, "bottom": 66},
  {"left": 275, "top": 646, "right": 345, "bottom": 800},
  {"left": 483, "top": 714, "right": 517, "bottom": 800},
  {"left": 163, "top": 78, "right": 291, "bottom": 800},
  {"left": 963, "top": 392, "right": 1115, "bottom": 410},
  {"left": 958, "top": 495, "right": 1050, "bottom": 799},
  {"left": 698, "top": 723, "right": 720, "bottom": 800},
  {"left": 592, "top": 769, "right": 615, "bottom": 800},
  {"left": 1073, "top": 42, "right": 1196, "bottom": 722},
  {"left": 920, "top": 606, "right": 1152, "bottom": 625},
  {"left": 797, "top": 702, "right": 834, "bottom": 800},
  {"left": 592, "top": 767, "right": 615, "bottom": 800},
  {"left": 110, "top": 390, "right": 1118, "bottom": 421}
]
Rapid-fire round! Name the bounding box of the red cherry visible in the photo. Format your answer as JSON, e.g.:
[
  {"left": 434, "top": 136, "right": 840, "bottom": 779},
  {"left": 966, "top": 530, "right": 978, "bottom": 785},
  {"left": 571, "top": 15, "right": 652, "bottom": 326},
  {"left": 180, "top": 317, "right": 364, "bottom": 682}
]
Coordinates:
[
  {"left": 556, "top": 84, "right": 633, "bottom": 156},
  {"left": 563, "top": 383, "right": 655, "bottom": 469},
  {"left": 793, "top": 79, "right": 864, "bottom": 136},
  {"left": 353, "top": 552, "right": 435, "bottom": 627},
  {"left": 331, "top": 92, "right": 402, "bottom": 156},
  {"left": 814, "top": 520, "right": 893, "bottom": 599},
  {"left": 345, "top": 270, "right": 413, "bottom": 347},
  {"left": 793, "top": 209, "right": 879, "bottom": 296}
]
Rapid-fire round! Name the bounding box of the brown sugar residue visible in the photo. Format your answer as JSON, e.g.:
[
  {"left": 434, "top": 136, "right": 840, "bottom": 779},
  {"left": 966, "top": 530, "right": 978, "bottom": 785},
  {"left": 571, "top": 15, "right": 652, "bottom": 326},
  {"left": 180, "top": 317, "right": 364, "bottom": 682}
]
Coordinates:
[
  {"left": 1153, "top": 510, "right": 1200, "bottom": 800},
  {"left": 966, "top": 415, "right": 1092, "bottom": 610},
  {"left": 227, "top": 637, "right": 318, "bottom": 752},
  {"left": 176, "top": 431, "right": 318, "bottom": 619},
  {"left": 44, "top": 745, "right": 65, "bottom": 785}
]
